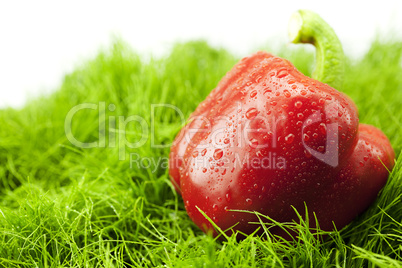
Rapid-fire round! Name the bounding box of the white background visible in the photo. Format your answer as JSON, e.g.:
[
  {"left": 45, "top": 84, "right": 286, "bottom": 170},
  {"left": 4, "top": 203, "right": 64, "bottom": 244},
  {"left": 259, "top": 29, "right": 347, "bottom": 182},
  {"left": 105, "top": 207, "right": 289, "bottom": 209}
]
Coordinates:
[{"left": 0, "top": 1, "right": 401, "bottom": 108}]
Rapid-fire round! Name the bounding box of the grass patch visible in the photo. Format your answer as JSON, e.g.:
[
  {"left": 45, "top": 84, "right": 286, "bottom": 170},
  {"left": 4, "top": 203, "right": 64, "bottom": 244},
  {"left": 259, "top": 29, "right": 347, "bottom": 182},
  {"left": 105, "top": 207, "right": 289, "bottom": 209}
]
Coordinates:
[{"left": 0, "top": 39, "right": 401, "bottom": 267}]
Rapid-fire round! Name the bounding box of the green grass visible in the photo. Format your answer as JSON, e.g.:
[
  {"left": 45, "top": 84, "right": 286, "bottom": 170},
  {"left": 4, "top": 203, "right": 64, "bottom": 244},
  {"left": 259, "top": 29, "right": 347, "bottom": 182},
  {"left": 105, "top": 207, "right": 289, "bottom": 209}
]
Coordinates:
[{"left": 0, "top": 39, "right": 401, "bottom": 267}]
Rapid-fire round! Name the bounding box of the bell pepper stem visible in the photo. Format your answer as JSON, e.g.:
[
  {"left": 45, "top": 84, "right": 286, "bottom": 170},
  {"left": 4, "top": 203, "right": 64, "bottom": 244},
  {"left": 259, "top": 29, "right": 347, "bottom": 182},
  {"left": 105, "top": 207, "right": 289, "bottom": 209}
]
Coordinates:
[{"left": 288, "top": 10, "right": 345, "bottom": 90}]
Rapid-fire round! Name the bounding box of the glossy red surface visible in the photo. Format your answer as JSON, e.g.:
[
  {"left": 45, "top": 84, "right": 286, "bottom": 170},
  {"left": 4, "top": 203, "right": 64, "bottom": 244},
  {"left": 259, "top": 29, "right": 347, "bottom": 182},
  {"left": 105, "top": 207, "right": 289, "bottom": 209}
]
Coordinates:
[{"left": 169, "top": 52, "right": 395, "bottom": 237}]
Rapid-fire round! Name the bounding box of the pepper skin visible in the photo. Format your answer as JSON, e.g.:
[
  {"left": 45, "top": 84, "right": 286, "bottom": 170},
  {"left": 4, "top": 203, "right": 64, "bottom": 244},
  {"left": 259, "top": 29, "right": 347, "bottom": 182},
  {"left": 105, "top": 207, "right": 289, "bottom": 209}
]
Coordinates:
[{"left": 169, "top": 10, "right": 395, "bottom": 237}]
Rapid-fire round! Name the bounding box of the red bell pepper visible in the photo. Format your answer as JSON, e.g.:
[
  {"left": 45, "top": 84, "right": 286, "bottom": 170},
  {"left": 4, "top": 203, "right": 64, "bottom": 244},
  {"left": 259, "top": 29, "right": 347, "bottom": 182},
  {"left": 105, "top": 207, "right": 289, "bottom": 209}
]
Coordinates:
[{"left": 169, "top": 10, "right": 395, "bottom": 237}]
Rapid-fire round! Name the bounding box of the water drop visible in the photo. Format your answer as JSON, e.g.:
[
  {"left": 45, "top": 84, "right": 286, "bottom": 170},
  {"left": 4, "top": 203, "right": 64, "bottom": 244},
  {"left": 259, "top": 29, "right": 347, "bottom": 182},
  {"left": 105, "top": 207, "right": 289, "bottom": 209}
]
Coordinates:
[
  {"left": 250, "top": 90, "right": 257, "bottom": 98},
  {"left": 202, "top": 168, "right": 207, "bottom": 173},
  {"left": 246, "top": 198, "right": 253, "bottom": 205},
  {"left": 263, "top": 89, "right": 272, "bottom": 96},
  {"left": 224, "top": 138, "right": 230, "bottom": 144},
  {"left": 294, "top": 101, "right": 303, "bottom": 109},
  {"left": 276, "top": 69, "right": 288, "bottom": 78},
  {"left": 245, "top": 108, "right": 258, "bottom": 119},
  {"left": 213, "top": 149, "right": 223, "bottom": 160},
  {"left": 249, "top": 138, "right": 259, "bottom": 148},
  {"left": 285, "top": 134, "right": 295, "bottom": 144},
  {"left": 201, "top": 149, "right": 207, "bottom": 156}
]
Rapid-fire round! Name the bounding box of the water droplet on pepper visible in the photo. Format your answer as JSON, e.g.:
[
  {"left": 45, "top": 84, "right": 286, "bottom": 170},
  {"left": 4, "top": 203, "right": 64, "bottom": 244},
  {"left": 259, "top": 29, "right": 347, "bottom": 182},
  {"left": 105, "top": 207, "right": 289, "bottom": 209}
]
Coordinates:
[
  {"left": 245, "top": 108, "right": 258, "bottom": 119},
  {"left": 213, "top": 149, "right": 223, "bottom": 160}
]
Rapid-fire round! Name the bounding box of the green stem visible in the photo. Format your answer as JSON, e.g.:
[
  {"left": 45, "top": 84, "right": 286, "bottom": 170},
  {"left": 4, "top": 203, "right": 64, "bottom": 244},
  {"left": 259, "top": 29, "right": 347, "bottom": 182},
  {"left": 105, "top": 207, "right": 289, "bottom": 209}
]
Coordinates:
[{"left": 288, "top": 10, "right": 345, "bottom": 90}]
